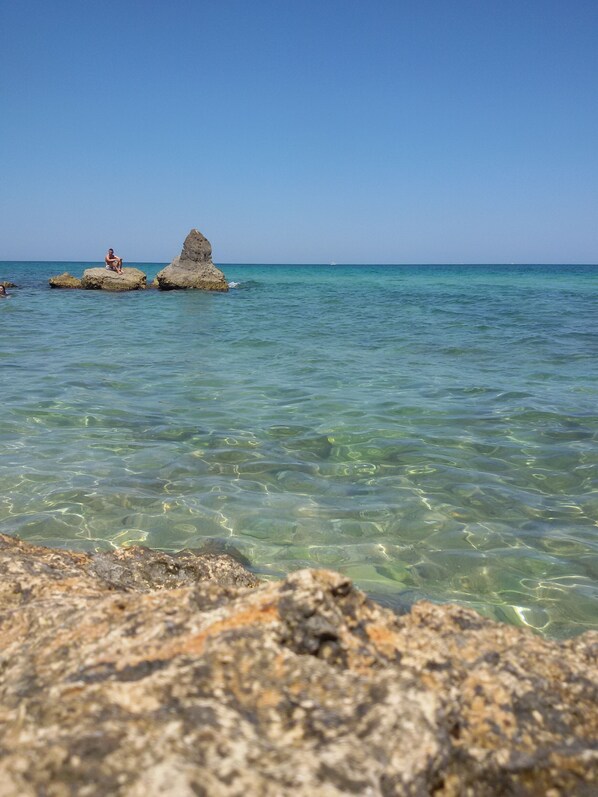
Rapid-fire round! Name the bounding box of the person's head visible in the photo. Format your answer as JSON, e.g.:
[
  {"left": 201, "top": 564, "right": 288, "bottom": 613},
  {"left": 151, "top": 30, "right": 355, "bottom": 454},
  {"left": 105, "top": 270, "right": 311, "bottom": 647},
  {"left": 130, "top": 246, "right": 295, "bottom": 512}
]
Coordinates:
[
  {"left": 0, "top": 285, "right": 7, "bottom": 295},
  {"left": 108, "top": 248, "right": 114, "bottom": 255}
]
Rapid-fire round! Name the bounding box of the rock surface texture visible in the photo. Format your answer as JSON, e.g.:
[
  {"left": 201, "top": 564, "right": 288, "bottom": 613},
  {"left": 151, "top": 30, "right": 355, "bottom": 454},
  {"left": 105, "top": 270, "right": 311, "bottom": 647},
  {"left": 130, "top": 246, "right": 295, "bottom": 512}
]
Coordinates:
[
  {"left": 48, "top": 272, "right": 82, "bottom": 289},
  {"left": 81, "top": 267, "right": 147, "bottom": 291},
  {"left": 156, "top": 229, "right": 228, "bottom": 291},
  {"left": 0, "top": 533, "right": 596, "bottom": 796}
]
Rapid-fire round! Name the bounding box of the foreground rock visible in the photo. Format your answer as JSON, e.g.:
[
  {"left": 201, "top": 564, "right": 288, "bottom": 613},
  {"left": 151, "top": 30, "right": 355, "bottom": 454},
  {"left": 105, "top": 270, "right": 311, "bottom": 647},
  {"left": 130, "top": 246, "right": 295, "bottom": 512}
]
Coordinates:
[
  {"left": 156, "top": 228, "right": 228, "bottom": 290},
  {"left": 0, "top": 533, "right": 596, "bottom": 796},
  {"left": 81, "top": 267, "right": 147, "bottom": 291},
  {"left": 48, "top": 272, "right": 82, "bottom": 289}
]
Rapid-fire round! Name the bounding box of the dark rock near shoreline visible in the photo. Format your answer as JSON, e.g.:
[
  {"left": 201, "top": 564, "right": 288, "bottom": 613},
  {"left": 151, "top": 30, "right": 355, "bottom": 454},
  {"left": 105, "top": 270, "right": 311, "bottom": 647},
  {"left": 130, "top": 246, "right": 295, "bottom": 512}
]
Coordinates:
[
  {"left": 0, "top": 532, "right": 596, "bottom": 796},
  {"left": 81, "top": 267, "right": 147, "bottom": 291},
  {"left": 49, "top": 272, "right": 82, "bottom": 289},
  {"left": 156, "top": 229, "right": 229, "bottom": 291}
]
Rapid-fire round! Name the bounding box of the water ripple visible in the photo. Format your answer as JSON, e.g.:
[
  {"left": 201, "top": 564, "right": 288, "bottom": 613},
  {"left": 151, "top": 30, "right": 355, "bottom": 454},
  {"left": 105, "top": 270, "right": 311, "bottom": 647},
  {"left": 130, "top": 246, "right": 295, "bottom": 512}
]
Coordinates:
[{"left": 1, "top": 262, "right": 597, "bottom": 637}]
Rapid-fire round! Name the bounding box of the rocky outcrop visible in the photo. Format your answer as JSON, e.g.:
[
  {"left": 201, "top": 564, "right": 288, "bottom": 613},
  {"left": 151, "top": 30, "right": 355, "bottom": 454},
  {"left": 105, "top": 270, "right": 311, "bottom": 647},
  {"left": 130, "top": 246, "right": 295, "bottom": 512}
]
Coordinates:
[
  {"left": 156, "top": 229, "right": 228, "bottom": 291},
  {"left": 48, "top": 272, "right": 82, "bottom": 289},
  {"left": 81, "top": 267, "right": 147, "bottom": 291},
  {"left": 0, "top": 532, "right": 596, "bottom": 796},
  {"left": 0, "top": 280, "right": 17, "bottom": 288}
]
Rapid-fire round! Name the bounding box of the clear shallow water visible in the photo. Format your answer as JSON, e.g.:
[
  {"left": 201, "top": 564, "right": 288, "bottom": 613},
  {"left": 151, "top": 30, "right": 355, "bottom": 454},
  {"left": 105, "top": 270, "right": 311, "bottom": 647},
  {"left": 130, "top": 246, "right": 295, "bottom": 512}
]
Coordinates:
[{"left": 1, "top": 262, "right": 597, "bottom": 638}]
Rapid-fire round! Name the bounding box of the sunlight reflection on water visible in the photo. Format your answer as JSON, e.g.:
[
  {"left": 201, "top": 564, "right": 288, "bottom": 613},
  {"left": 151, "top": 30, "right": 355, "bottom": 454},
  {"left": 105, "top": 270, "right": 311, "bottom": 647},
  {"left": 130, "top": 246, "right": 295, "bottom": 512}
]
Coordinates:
[{"left": 1, "top": 262, "right": 597, "bottom": 637}]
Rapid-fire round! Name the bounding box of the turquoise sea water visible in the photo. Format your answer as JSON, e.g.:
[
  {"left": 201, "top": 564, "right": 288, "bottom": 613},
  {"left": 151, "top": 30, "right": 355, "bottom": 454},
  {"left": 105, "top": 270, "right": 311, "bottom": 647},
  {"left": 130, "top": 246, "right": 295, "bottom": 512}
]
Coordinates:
[{"left": 1, "top": 262, "right": 597, "bottom": 638}]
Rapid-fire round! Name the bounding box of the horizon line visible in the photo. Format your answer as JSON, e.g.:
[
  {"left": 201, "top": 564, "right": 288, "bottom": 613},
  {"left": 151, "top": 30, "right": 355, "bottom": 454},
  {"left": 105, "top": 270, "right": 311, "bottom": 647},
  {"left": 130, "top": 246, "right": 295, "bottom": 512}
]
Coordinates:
[{"left": 1, "top": 260, "right": 598, "bottom": 267}]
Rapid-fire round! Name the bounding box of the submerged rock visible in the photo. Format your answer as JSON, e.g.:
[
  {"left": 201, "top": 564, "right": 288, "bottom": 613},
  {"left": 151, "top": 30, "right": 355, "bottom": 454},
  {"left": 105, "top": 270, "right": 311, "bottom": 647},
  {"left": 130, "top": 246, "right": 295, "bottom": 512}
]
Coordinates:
[
  {"left": 156, "top": 228, "right": 228, "bottom": 291},
  {"left": 81, "top": 267, "right": 147, "bottom": 291},
  {"left": 0, "top": 532, "right": 596, "bottom": 796},
  {"left": 48, "top": 272, "right": 82, "bottom": 289}
]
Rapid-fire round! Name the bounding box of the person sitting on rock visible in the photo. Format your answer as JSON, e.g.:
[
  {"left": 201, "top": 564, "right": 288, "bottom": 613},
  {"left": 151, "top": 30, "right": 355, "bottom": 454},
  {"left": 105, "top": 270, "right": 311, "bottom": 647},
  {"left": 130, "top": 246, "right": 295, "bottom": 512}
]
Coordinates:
[{"left": 105, "top": 248, "right": 124, "bottom": 274}]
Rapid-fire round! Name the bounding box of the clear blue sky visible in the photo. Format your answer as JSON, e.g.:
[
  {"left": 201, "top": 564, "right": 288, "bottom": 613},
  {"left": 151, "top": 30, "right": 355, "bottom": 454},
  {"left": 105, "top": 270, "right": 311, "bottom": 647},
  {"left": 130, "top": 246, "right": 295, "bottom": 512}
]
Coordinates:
[{"left": 1, "top": 0, "right": 597, "bottom": 263}]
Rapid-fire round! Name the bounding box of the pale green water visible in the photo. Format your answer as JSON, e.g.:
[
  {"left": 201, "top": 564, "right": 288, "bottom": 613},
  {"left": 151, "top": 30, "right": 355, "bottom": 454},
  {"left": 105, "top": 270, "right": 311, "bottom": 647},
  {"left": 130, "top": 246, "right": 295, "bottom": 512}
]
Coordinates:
[{"left": 1, "top": 262, "right": 597, "bottom": 637}]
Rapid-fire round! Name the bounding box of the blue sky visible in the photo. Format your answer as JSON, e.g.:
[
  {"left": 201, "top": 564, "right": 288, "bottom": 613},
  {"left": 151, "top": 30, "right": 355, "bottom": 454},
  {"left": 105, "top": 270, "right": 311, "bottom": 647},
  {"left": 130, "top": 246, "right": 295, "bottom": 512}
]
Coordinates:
[{"left": 1, "top": 0, "right": 597, "bottom": 263}]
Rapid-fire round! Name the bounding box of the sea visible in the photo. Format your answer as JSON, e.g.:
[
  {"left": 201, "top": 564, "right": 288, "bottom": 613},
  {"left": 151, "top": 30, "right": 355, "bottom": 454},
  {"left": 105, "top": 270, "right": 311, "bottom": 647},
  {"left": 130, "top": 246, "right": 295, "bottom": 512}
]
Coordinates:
[{"left": 1, "top": 262, "right": 597, "bottom": 639}]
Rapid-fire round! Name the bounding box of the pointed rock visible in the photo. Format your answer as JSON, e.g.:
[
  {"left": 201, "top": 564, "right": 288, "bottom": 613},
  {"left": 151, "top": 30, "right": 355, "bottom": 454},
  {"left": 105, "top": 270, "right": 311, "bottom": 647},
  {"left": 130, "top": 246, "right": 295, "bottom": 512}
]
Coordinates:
[{"left": 156, "top": 229, "right": 228, "bottom": 291}]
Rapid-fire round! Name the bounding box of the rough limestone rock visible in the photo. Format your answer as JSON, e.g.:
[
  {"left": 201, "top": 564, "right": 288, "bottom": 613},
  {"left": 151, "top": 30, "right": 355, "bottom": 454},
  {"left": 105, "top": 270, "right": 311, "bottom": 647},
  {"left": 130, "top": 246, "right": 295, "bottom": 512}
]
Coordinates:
[
  {"left": 156, "top": 229, "right": 228, "bottom": 291},
  {"left": 0, "top": 280, "right": 17, "bottom": 288},
  {"left": 0, "top": 533, "right": 596, "bottom": 797},
  {"left": 81, "top": 267, "right": 147, "bottom": 291},
  {"left": 48, "top": 272, "right": 82, "bottom": 289}
]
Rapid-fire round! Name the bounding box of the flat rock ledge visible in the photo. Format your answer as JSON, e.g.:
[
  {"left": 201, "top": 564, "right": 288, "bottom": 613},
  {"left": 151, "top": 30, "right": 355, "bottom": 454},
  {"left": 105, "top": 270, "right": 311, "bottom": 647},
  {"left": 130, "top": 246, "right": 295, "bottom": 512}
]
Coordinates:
[
  {"left": 81, "top": 267, "right": 147, "bottom": 291},
  {"left": 156, "top": 228, "right": 229, "bottom": 291},
  {"left": 1, "top": 533, "right": 596, "bottom": 797},
  {"left": 49, "top": 269, "right": 147, "bottom": 291}
]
